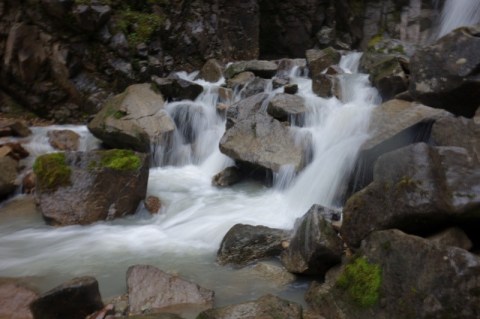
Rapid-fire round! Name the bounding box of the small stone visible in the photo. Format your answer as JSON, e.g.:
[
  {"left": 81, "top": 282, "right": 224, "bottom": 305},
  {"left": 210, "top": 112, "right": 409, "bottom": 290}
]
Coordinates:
[
  {"left": 145, "top": 196, "right": 161, "bottom": 214},
  {"left": 284, "top": 84, "right": 298, "bottom": 94}
]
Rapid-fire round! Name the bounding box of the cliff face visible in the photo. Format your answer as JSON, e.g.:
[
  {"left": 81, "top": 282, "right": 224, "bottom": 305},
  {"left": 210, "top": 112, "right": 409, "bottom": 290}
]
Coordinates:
[{"left": 0, "top": 0, "right": 443, "bottom": 122}]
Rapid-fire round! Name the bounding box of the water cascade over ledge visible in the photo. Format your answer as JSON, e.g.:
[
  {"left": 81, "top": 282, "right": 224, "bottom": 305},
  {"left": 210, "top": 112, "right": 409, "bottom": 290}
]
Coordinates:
[{"left": 0, "top": 53, "right": 379, "bottom": 308}]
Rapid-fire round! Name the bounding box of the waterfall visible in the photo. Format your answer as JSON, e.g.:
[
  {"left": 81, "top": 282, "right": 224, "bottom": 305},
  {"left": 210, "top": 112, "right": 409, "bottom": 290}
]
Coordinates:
[
  {"left": 434, "top": 0, "right": 480, "bottom": 39},
  {"left": 0, "top": 53, "right": 379, "bottom": 307}
]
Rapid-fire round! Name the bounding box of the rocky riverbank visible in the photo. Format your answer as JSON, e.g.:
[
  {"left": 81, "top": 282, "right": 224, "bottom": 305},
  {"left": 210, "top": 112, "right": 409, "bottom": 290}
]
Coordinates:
[{"left": 1, "top": 0, "right": 480, "bottom": 319}]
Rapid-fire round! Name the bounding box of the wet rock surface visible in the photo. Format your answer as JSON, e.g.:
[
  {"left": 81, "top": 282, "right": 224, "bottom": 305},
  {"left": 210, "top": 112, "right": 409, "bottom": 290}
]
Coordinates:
[
  {"left": 30, "top": 276, "right": 103, "bottom": 319},
  {"left": 47, "top": 129, "right": 80, "bottom": 151},
  {"left": 34, "top": 150, "right": 149, "bottom": 226},
  {"left": 127, "top": 265, "right": 214, "bottom": 315},
  {"left": 0, "top": 278, "right": 39, "bottom": 319},
  {"left": 217, "top": 224, "right": 290, "bottom": 266}
]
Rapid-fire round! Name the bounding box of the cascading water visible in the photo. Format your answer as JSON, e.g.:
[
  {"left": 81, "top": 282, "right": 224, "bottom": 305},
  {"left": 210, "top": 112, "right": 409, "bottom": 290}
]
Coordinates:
[
  {"left": 0, "top": 53, "right": 379, "bottom": 312},
  {"left": 433, "top": 0, "right": 480, "bottom": 39}
]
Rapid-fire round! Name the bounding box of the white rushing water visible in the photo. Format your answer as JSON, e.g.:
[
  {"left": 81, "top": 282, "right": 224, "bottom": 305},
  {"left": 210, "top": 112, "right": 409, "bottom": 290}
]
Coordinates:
[
  {"left": 0, "top": 53, "right": 379, "bottom": 310},
  {"left": 434, "top": 0, "right": 480, "bottom": 39}
]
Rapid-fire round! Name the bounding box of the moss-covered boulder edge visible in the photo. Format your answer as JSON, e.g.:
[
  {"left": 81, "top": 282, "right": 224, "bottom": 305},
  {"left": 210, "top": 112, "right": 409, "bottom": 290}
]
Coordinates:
[
  {"left": 33, "top": 153, "right": 72, "bottom": 191},
  {"left": 89, "top": 149, "right": 142, "bottom": 171}
]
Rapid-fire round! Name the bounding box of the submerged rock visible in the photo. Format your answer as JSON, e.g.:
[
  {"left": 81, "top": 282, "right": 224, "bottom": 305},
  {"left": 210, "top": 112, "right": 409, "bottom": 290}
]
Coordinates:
[
  {"left": 88, "top": 84, "right": 175, "bottom": 152},
  {"left": 34, "top": 149, "right": 149, "bottom": 226},
  {"left": 409, "top": 25, "right": 480, "bottom": 118},
  {"left": 281, "top": 205, "right": 343, "bottom": 275},
  {"left": 219, "top": 93, "right": 306, "bottom": 175},
  {"left": 0, "top": 278, "right": 39, "bottom": 319},
  {"left": 217, "top": 224, "right": 289, "bottom": 266},
  {"left": 127, "top": 265, "right": 214, "bottom": 315},
  {"left": 30, "top": 276, "right": 103, "bottom": 319},
  {"left": 307, "top": 229, "right": 480, "bottom": 319},
  {"left": 342, "top": 143, "right": 480, "bottom": 248},
  {"left": 47, "top": 129, "right": 80, "bottom": 151},
  {"left": 212, "top": 166, "right": 241, "bottom": 187},
  {"left": 197, "top": 294, "right": 302, "bottom": 319}
]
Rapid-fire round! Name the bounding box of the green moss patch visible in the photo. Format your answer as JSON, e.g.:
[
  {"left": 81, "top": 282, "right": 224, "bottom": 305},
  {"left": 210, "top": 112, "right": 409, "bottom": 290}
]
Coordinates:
[
  {"left": 116, "top": 9, "right": 163, "bottom": 47},
  {"left": 33, "top": 153, "right": 72, "bottom": 191},
  {"left": 94, "top": 149, "right": 142, "bottom": 171},
  {"left": 336, "top": 257, "right": 382, "bottom": 308}
]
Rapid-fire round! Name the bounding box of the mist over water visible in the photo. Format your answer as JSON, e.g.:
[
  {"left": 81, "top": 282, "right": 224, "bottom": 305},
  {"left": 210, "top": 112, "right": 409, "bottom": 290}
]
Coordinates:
[{"left": 0, "top": 53, "right": 378, "bottom": 306}]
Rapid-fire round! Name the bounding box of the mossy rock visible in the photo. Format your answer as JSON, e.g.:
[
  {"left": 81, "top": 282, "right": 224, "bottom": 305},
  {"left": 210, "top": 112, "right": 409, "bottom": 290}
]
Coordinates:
[
  {"left": 89, "top": 149, "right": 142, "bottom": 171},
  {"left": 33, "top": 153, "right": 72, "bottom": 191},
  {"left": 336, "top": 256, "right": 382, "bottom": 308}
]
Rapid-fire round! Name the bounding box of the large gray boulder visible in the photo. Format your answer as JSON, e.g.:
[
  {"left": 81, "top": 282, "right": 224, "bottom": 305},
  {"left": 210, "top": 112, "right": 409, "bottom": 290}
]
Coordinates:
[
  {"left": 217, "top": 224, "right": 289, "bottom": 266},
  {"left": 306, "top": 229, "right": 480, "bottom": 319},
  {"left": 88, "top": 84, "right": 175, "bottom": 152},
  {"left": 342, "top": 143, "right": 480, "bottom": 248},
  {"left": 224, "top": 60, "right": 278, "bottom": 79},
  {"left": 0, "top": 278, "right": 39, "bottom": 319},
  {"left": 127, "top": 265, "right": 214, "bottom": 315},
  {"left": 30, "top": 276, "right": 103, "bottom": 319},
  {"left": 34, "top": 149, "right": 149, "bottom": 226},
  {"left": 306, "top": 47, "right": 341, "bottom": 77},
  {"left": 409, "top": 25, "right": 480, "bottom": 118},
  {"left": 281, "top": 205, "right": 343, "bottom": 275},
  {"left": 351, "top": 99, "right": 451, "bottom": 193},
  {"left": 197, "top": 294, "right": 302, "bottom": 319},
  {"left": 219, "top": 93, "right": 306, "bottom": 174}
]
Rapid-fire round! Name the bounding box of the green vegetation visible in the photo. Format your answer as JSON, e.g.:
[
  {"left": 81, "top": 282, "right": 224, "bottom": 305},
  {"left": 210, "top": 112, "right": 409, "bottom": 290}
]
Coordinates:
[
  {"left": 91, "top": 149, "right": 141, "bottom": 171},
  {"left": 116, "top": 9, "right": 163, "bottom": 47},
  {"left": 33, "top": 153, "right": 71, "bottom": 191},
  {"left": 336, "top": 257, "right": 382, "bottom": 308}
]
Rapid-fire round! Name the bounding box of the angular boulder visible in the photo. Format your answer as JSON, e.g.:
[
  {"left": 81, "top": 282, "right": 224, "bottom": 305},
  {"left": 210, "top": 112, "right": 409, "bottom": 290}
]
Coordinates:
[
  {"left": 409, "top": 25, "right": 480, "bottom": 117},
  {"left": 219, "top": 93, "right": 306, "bottom": 174},
  {"left": 30, "top": 276, "right": 103, "bottom": 319},
  {"left": 224, "top": 60, "right": 278, "bottom": 79},
  {"left": 197, "top": 294, "right": 302, "bottom": 319},
  {"left": 217, "top": 224, "right": 289, "bottom": 266},
  {"left": 267, "top": 93, "right": 306, "bottom": 124},
  {"left": 306, "top": 47, "right": 341, "bottom": 77},
  {"left": 127, "top": 265, "right": 214, "bottom": 315},
  {"left": 88, "top": 84, "right": 175, "bottom": 152},
  {"left": 427, "top": 227, "right": 473, "bottom": 251},
  {"left": 0, "top": 278, "right": 39, "bottom": 319},
  {"left": 342, "top": 143, "right": 480, "bottom": 248},
  {"left": 34, "top": 149, "right": 149, "bottom": 226},
  {"left": 212, "top": 166, "right": 241, "bottom": 187},
  {"left": 431, "top": 116, "right": 480, "bottom": 162},
  {"left": 307, "top": 229, "right": 480, "bottom": 319},
  {"left": 351, "top": 99, "right": 451, "bottom": 192},
  {"left": 281, "top": 205, "right": 343, "bottom": 275}
]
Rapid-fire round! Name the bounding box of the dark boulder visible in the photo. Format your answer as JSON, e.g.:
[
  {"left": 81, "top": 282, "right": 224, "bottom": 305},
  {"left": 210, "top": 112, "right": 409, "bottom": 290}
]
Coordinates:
[
  {"left": 152, "top": 76, "right": 204, "bottom": 102},
  {"left": 409, "top": 25, "right": 480, "bottom": 118},
  {"left": 281, "top": 205, "right": 343, "bottom": 275},
  {"left": 71, "top": 4, "right": 111, "bottom": 33},
  {"left": 307, "top": 229, "right": 480, "bottom": 318},
  {"left": 217, "top": 224, "right": 289, "bottom": 266},
  {"left": 342, "top": 143, "right": 480, "bottom": 248},
  {"left": 30, "top": 276, "right": 103, "bottom": 319},
  {"left": 427, "top": 227, "right": 473, "bottom": 251},
  {"left": 306, "top": 47, "right": 341, "bottom": 77},
  {"left": 88, "top": 84, "right": 175, "bottom": 152},
  {"left": 219, "top": 93, "right": 307, "bottom": 174},
  {"left": 0, "top": 156, "right": 18, "bottom": 199},
  {"left": 197, "top": 294, "right": 302, "bottom": 319},
  {"left": 34, "top": 149, "right": 149, "bottom": 226},
  {"left": 0, "top": 278, "right": 39, "bottom": 319},
  {"left": 127, "top": 265, "right": 214, "bottom": 315}
]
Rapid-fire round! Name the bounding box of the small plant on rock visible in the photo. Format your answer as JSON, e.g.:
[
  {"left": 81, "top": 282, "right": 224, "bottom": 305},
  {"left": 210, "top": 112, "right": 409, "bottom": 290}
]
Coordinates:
[
  {"left": 336, "top": 256, "right": 382, "bottom": 308},
  {"left": 33, "top": 153, "right": 72, "bottom": 191}
]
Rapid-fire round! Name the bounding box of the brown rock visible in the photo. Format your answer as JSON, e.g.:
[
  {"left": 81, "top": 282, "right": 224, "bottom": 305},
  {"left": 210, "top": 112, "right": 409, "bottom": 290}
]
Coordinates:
[
  {"left": 198, "top": 59, "right": 223, "bottom": 83},
  {"left": 145, "top": 196, "right": 161, "bottom": 214},
  {"left": 427, "top": 227, "right": 473, "bottom": 251},
  {"left": 0, "top": 278, "right": 39, "bottom": 319},
  {"left": 22, "top": 171, "right": 36, "bottom": 194},
  {"left": 47, "top": 129, "right": 80, "bottom": 151}
]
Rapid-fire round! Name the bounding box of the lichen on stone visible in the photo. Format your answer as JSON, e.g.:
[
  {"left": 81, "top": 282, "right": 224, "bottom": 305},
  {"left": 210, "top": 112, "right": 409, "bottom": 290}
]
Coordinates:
[
  {"left": 336, "top": 256, "right": 382, "bottom": 308},
  {"left": 33, "top": 152, "right": 72, "bottom": 191}
]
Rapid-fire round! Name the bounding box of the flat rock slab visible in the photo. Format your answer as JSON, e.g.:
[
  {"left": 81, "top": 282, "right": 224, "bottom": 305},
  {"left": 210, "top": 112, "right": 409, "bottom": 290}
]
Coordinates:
[{"left": 127, "top": 265, "right": 214, "bottom": 315}]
